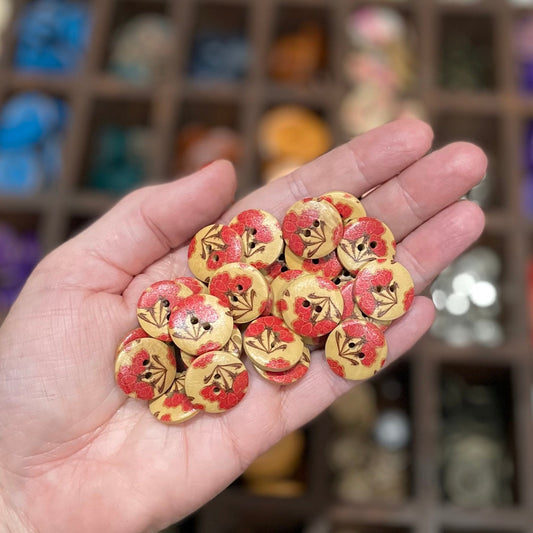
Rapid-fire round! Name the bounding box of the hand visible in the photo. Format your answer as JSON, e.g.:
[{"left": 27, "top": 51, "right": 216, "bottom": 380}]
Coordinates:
[{"left": 0, "top": 120, "right": 486, "bottom": 533}]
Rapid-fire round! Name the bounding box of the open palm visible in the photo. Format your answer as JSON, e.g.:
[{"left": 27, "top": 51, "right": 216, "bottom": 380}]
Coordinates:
[{"left": 0, "top": 120, "right": 486, "bottom": 533}]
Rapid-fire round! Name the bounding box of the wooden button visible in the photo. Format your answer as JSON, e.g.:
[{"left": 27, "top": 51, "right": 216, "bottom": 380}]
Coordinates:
[
  {"left": 116, "top": 327, "right": 149, "bottom": 358},
  {"left": 224, "top": 324, "right": 243, "bottom": 357},
  {"left": 115, "top": 338, "right": 177, "bottom": 400},
  {"left": 319, "top": 191, "right": 366, "bottom": 224},
  {"left": 209, "top": 262, "right": 271, "bottom": 324},
  {"left": 149, "top": 372, "right": 199, "bottom": 424},
  {"left": 137, "top": 279, "right": 202, "bottom": 341},
  {"left": 337, "top": 217, "right": 396, "bottom": 275},
  {"left": 229, "top": 209, "right": 284, "bottom": 269},
  {"left": 188, "top": 224, "right": 243, "bottom": 283},
  {"left": 243, "top": 315, "right": 304, "bottom": 371},
  {"left": 184, "top": 351, "right": 248, "bottom": 413},
  {"left": 180, "top": 350, "right": 196, "bottom": 369},
  {"left": 253, "top": 346, "right": 310, "bottom": 385},
  {"left": 260, "top": 251, "right": 289, "bottom": 284},
  {"left": 270, "top": 268, "right": 306, "bottom": 319},
  {"left": 174, "top": 276, "right": 207, "bottom": 295},
  {"left": 280, "top": 275, "right": 344, "bottom": 337},
  {"left": 340, "top": 280, "right": 391, "bottom": 331},
  {"left": 285, "top": 247, "right": 342, "bottom": 278},
  {"left": 169, "top": 294, "right": 233, "bottom": 355},
  {"left": 282, "top": 198, "right": 343, "bottom": 259},
  {"left": 354, "top": 260, "right": 414, "bottom": 321},
  {"left": 325, "top": 319, "right": 388, "bottom": 380}
]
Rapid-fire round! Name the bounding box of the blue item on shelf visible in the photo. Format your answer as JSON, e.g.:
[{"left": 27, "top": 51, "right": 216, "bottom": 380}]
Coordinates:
[
  {"left": 15, "top": 0, "right": 91, "bottom": 73},
  {"left": 40, "top": 133, "right": 63, "bottom": 185},
  {"left": 189, "top": 32, "right": 249, "bottom": 81},
  {"left": 0, "top": 148, "right": 44, "bottom": 194}
]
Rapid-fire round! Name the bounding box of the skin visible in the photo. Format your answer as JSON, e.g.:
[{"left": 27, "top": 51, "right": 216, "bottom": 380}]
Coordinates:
[{"left": 0, "top": 119, "right": 486, "bottom": 532}]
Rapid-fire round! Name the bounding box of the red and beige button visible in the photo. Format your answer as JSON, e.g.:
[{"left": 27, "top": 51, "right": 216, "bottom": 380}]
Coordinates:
[
  {"left": 319, "top": 191, "right": 366, "bottom": 224},
  {"left": 280, "top": 275, "right": 344, "bottom": 337},
  {"left": 325, "top": 319, "right": 388, "bottom": 380},
  {"left": 337, "top": 217, "right": 396, "bottom": 275},
  {"left": 253, "top": 346, "right": 310, "bottom": 385},
  {"left": 169, "top": 294, "right": 233, "bottom": 356},
  {"left": 244, "top": 316, "right": 304, "bottom": 372},
  {"left": 209, "top": 263, "right": 271, "bottom": 324},
  {"left": 229, "top": 209, "right": 284, "bottom": 269},
  {"left": 149, "top": 372, "right": 199, "bottom": 424},
  {"left": 115, "top": 338, "right": 177, "bottom": 400},
  {"left": 282, "top": 198, "right": 343, "bottom": 259},
  {"left": 188, "top": 224, "right": 243, "bottom": 283},
  {"left": 116, "top": 327, "right": 149, "bottom": 358},
  {"left": 354, "top": 260, "right": 414, "bottom": 321},
  {"left": 284, "top": 248, "right": 342, "bottom": 279},
  {"left": 184, "top": 351, "right": 249, "bottom": 413},
  {"left": 270, "top": 268, "right": 306, "bottom": 319}
]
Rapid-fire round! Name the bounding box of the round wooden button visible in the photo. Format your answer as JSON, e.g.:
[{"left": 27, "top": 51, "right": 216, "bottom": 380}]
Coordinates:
[
  {"left": 244, "top": 316, "right": 304, "bottom": 372},
  {"left": 188, "top": 224, "right": 243, "bottom": 283},
  {"left": 253, "top": 346, "right": 310, "bottom": 385},
  {"left": 115, "top": 338, "right": 177, "bottom": 400},
  {"left": 280, "top": 275, "right": 344, "bottom": 337},
  {"left": 184, "top": 351, "right": 249, "bottom": 413},
  {"left": 174, "top": 276, "right": 207, "bottom": 295},
  {"left": 169, "top": 294, "right": 233, "bottom": 356},
  {"left": 224, "top": 324, "right": 243, "bottom": 357},
  {"left": 229, "top": 209, "right": 284, "bottom": 269},
  {"left": 319, "top": 191, "right": 366, "bottom": 224},
  {"left": 149, "top": 371, "right": 199, "bottom": 424},
  {"left": 260, "top": 251, "right": 289, "bottom": 284},
  {"left": 209, "top": 263, "right": 271, "bottom": 324},
  {"left": 340, "top": 280, "right": 391, "bottom": 331},
  {"left": 116, "top": 327, "right": 149, "bottom": 357},
  {"left": 285, "top": 247, "right": 342, "bottom": 278},
  {"left": 354, "top": 260, "right": 415, "bottom": 321},
  {"left": 325, "top": 319, "right": 388, "bottom": 380},
  {"left": 270, "top": 268, "right": 306, "bottom": 319},
  {"left": 137, "top": 279, "right": 202, "bottom": 341},
  {"left": 337, "top": 217, "right": 396, "bottom": 275},
  {"left": 282, "top": 198, "right": 343, "bottom": 259}
]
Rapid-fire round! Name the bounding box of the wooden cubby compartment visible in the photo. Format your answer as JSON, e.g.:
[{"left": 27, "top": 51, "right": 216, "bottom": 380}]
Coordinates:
[{"left": 0, "top": 1, "right": 531, "bottom": 533}]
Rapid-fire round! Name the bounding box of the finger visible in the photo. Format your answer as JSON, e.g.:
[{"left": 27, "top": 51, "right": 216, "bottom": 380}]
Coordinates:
[
  {"left": 396, "top": 199, "right": 485, "bottom": 293},
  {"left": 41, "top": 161, "right": 237, "bottom": 293},
  {"left": 363, "top": 142, "right": 488, "bottom": 241},
  {"left": 221, "top": 118, "right": 433, "bottom": 223}
]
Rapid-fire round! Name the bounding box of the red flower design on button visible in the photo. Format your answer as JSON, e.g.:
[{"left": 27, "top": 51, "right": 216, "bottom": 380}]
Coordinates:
[
  {"left": 327, "top": 358, "right": 345, "bottom": 377},
  {"left": 356, "top": 268, "right": 393, "bottom": 315},
  {"left": 200, "top": 370, "right": 248, "bottom": 410},
  {"left": 265, "top": 357, "right": 292, "bottom": 370},
  {"left": 163, "top": 392, "right": 195, "bottom": 412},
  {"left": 117, "top": 350, "right": 155, "bottom": 400},
  {"left": 403, "top": 287, "right": 414, "bottom": 312},
  {"left": 230, "top": 210, "right": 274, "bottom": 244}
]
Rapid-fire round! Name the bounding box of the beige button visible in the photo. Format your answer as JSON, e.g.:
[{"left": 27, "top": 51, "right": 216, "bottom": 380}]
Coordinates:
[
  {"left": 137, "top": 279, "right": 203, "bottom": 341},
  {"left": 270, "top": 268, "right": 306, "bottom": 319},
  {"left": 319, "top": 191, "right": 366, "bottom": 224},
  {"left": 280, "top": 274, "right": 344, "bottom": 337},
  {"left": 341, "top": 279, "right": 391, "bottom": 331},
  {"left": 188, "top": 224, "right": 243, "bottom": 283},
  {"left": 169, "top": 294, "right": 233, "bottom": 355},
  {"left": 115, "top": 338, "right": 177, "bottom": 400},
  {"left": 244, "top": 316, "right": 304, "bottom": 372},
  {"left": 354, "top": 260, "right": 414, "bottom": 321},
  {"left": 337, "top": 217, "right": 396, "bottom": 275},
  {"left": 253, "top": 346, "right": 310, "bottom": 385},
  {"left": 282, "top": 198, "right": 343, "bottom": 259},
  {"left": 184, "top": 351, "right": 249, "bottom": 413},
  {"left": 285, "top": 247, "right": 342, "bottom": 278},
  {"left": 325, "top": 319, "right": 388, "bottom": 380},
  {"left": 209, "top": 262, "right": 271, "bottom": 324},
  {"left": 180, "top": 350, "right": 196, "bottom": 369},
  {"left": 149, "top": 372, "right": 200, "bottom": 424},
  {"left": 229, "top": 209, "right": 284, "bottom": 269}
]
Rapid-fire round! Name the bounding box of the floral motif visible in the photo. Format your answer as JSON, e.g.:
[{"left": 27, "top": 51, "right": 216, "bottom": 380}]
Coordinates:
[
  {"left": 403, "top": 287, "right": 414, "bottom": 312},
  {"left": 356, "top": 268, "right": 398, "bottom": 319},
  {"left": 299, "top": 251, "right": 342, "bottom": 278},
  {"left": 192, "top": 352, "right": 215, "bottom": 369},
  {"left": 333, "top": 321, "right": 384, "bottom": 369},
  {"left": 170, "top": 295, "right": 221, "bottom": 344},
  {"left": 163, "top": 391, "right": 196, "bottom": 412},
  {"left": 229, "top": 210, "right": 276, "bottom": 263},
  {"left": 175, "top": 277, "right": 205, "bottom": 295},
  {"left": 194, "top": 225, "right": 241, "bottom": 270},
  {"left": 339, "top": 218, "right": 389, "bottom": 265},
  {"left": 292, "top": 292, "right": 341, "bottom": 337},
  {"left": 327, "top": 358, "right": 345, "bottom": 377},
  {"left": 282, "top": 207, "right": 328, "bottom": 257},
  {"left": 265, "top": 357, "right": 292, "bottom": 370},
  {"left": 198, "top": 341, "right": 222, "bottom": 353},
  {"left": 161, "top": 414, "right": 171, "bottom": 422},
  {"left": 210, "top": 271, "right": 258, "bottom": 322},
  {"left": 199, "top": 365, "right": 248, "bottom": 410}
]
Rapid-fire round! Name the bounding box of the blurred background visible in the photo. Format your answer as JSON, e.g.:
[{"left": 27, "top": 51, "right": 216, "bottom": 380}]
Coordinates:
[{"left": 0, "top": 0, "right": 531, "bottom": 532}]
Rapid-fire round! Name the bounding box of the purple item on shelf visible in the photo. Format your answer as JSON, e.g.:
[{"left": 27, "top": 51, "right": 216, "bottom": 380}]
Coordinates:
[{"left": 523, "top": 172, "right": 533, "bottom": 218}]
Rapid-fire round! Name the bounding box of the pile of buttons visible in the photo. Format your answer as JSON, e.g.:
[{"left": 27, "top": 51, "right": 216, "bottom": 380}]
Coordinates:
[
  {"left": 0, "top": 92, "right": 68, "bottom": 195},
  {"left": 258, "top": 105, "right": 332, "bottom": 183},
  {"left": 109, "top": 14, "right": 174, "bottom": 84},
  {"left": 114, "top": 192, "right": 414, "bottom": 424},
  {"left": 88, "top": 125, "right": 152, "bottom": 195},
  {"left": 15, "top": 0, "right": 91, "bottom": 74},
  {"left": 175, "top": 123, "right": 243, "bottom": 176},
  {"left": 340, "top": 7, "right": 424, "bottom": 137},
  {"left": 189, "top": 31, "right": 249, "bottom": 81}
]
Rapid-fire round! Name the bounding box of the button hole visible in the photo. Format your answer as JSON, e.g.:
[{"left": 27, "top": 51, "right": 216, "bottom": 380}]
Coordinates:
[
  {"left": 250, "top": 228, "right": 257, "bottom": 235},
  {"left": 348, "top": 342, "right": 356, "bottom": 348},
  {"left": 357, "top": 352, "right": 365, "bottom": 359},
  {"left": 281, "top": 266, "right": 289, "bottom": 272},
  {"left": 279, "top": 254, "right": 285, "bottom": 261},
  {"left": 145, "top": 372, "right": 153, "bottom": 379},
  {"left": 304, "top": 229, "right": 311, "bottom": 237},
  {"left": 213, "top": 254, "right": 219, "bottom": 262},
  {"left": 370, "top": 241, "right": 377, "bottom": 249},
  {"left": 270, "top": 342, "right": 275, "bottom": 348},
  {"left": 302, "top": 300, "right": 310, "bottom": 308},
  {"left": 311, "top": 259, "right": 320, "bottom": 264},
  {"left": 312, "top": 220, "right": 319, "bottom": 227},
  {"left": 315, "top": 305, "right": 323, "bottom": 312},
  {"left": 237, "top": 284, "right": 243, "bottom": 291},
  {"left": 190, "top": 316, "right": 199, "bottom": 324},
  {"left": 390, "top": 285, "right": 395, "bottom": 292},
  {"left": 376, "top": 286, "right": 382, "bottom": 293},
  {"left": 202, "top": 323, "right": 211, "bottom": 331},
  {"left": 142, "top": 359, "right": 150, "bottom": 366},
  {"left": 214, "top": 373, "right": 221, "bottom": 379},
  {"left": 357, "top": 243, "right": 364, "bottom": 251},
  {"left": 333, "top": 278, "right": 341, "bottom": 285},
  {"left": 162, "top": 299, "right": 170, "bottom": 307},
  {"left": 213, "top": 387, "right": 220, "bottom": 393},
  {"left": 250, "top": 242, "right": 256, "bottom": 249},
  {"left": 343, "top": 270, "right": 350, "bottom": 277},
  {"left": 231, "top": 295, "right": 238, "bottom": 302}
]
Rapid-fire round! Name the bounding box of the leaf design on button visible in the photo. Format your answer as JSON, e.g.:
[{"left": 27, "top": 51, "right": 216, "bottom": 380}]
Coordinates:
[
  {"left": 200, "top": 225, "right": 228, "bottom": 262},
  {"left": 334, "top": 329, "right": 366, "bottom": 368},
  {"left": 297, "top": 218, "right": 327, "bottom": 258},
  {"left": 138, "top": 296, "right": 170, "bottom": 329},
  {"left": 246, "top": 323, "right": 289, "bottom": 356},
  {"left": 370, "top": 281, "right": 399, "bottom": 318},
  {"left": 298, "top": 292, "right": 342, "bottom": 325}
]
